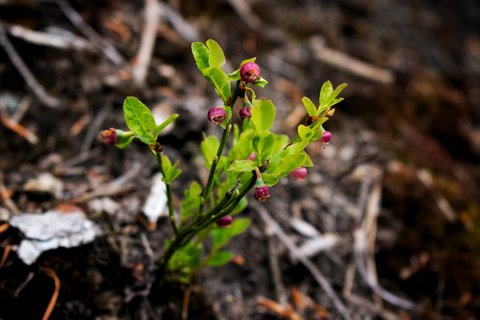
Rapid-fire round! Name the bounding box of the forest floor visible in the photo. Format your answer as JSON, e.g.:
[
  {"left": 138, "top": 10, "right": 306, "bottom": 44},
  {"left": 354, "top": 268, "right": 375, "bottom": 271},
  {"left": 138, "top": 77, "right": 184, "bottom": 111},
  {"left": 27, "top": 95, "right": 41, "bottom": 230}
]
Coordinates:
[{"left": 1, "top": 0, "right": 480, "bottom": 319}]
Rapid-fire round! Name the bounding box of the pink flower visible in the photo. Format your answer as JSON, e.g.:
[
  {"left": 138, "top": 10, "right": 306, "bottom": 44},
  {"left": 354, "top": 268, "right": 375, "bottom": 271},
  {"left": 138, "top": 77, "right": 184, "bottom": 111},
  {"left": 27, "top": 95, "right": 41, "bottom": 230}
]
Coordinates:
[
  {"left": 254, "top": 185, "right": 270, "bottom": 203},
  {"left": 240, "top": 62, "right": 261, "bottom": 83},
  {"left": 216, "top": 215, "right": 233, "bottom": 227},
  {"left": 239, "top": 106, "right": 252, "bottom": 119},
  {"left": 101, "top": 128, "right": 118, "bottom": 145},
  {"left": 289, "top": 167, "right": 307, "bottom": 181},
  {"left": 247, "top": 152, "right": 256, "bottom": 161},
  {"left": 208, "top": 107, "right": 227, "bottom": 124},
  {"left": 321, "top": 131, "right": 332, "bottom": 144}
]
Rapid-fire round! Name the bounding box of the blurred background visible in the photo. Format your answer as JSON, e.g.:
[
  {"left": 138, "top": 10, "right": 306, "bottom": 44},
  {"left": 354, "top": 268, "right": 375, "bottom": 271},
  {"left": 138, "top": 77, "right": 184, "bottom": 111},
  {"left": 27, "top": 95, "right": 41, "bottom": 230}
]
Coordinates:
[{"left": 0, "top": 0, "right": 479, "bottom": 319}]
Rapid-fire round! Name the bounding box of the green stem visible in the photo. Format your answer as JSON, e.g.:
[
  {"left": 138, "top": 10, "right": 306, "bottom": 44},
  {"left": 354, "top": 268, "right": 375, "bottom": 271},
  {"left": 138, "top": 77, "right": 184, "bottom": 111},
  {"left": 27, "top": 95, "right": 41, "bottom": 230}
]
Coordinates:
[
  {"left": 154, "top": 152, "right": 178, "bottom": 235},
  {"left": 198, "top": 81, "right": 243, "bottom": 215},
  {"left": 157, "top": 172, "right": 256, "bottom": 279}
]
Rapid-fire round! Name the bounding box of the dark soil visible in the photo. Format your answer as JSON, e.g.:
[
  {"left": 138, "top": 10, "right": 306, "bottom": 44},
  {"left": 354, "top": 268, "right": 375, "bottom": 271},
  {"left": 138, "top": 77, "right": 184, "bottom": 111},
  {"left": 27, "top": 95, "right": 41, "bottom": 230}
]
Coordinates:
[{"left": 1, "top": 0, "right": 480, "bottom": 319}]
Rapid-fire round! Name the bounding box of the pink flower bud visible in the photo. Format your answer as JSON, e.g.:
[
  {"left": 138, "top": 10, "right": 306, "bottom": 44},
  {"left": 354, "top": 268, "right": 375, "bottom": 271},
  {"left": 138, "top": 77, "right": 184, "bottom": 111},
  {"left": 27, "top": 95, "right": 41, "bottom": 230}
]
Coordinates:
[
  {"left": 289, "top": 167, "right": 307, "bottom": 181},
  {"left": 208, "top": 107, "right": 227, "bottom": 124},
  {"left": 239, "top": 105, "right": 252, "bottom": 119},
  {"left": 247, "top": 152, "right": 256, "bottom": 161},
  {"left": 216, "top": 215, "right": 233, "bottom": 227},
  {"left": 321, "top": 131, "right": 332, "bottom": 144},
  {"left": 240, "top": 62, "right": 261, "bottom": 83},
  {"left": 254, "top": 185, "right": 270, "bottom": 203},
  {"left": 101, "top": 128, "right": 118, "bottom": 145}
]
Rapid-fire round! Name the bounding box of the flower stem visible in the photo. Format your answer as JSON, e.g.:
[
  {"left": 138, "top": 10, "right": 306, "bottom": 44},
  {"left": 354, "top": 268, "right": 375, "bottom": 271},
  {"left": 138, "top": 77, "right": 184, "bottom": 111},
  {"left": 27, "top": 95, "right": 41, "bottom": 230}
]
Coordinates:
[
  {"left": 198, "top": 81, "right": 243, "bottom": 215},
  {"left": 158, "top": 171, "right": 256, "bottom": 279},
  {"left": 154, "top": 151, "right": 178, "bottom": 235}
]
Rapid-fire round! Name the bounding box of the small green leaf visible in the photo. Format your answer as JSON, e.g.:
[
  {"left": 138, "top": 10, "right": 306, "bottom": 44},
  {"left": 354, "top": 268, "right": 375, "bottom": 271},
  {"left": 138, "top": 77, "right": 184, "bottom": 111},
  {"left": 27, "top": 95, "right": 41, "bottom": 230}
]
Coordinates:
[
  {"left": 206, "top": 39, "right": 225, "bottom": 67},
  {"left": 181, "top": 181, "right": 202, "bottom": 219},
  {"left": 161, "top": 155, "right": 182, "bottom": 183},
  {"left": 212, "top": 218, "right": 251, "bottom": 250},
  {"left": 326, "top": 83, "right": 347, "bottom": 106},
  {"left": 302, "top": 97, "right": 317, "bottom": 116},
  {"left": 205, "top": 67, "right": 231, "bottom": 103},
  {"left": 271, "top": 134, "right": 289, "bottom": 153},
  {"left": 262, "top": 173, "right": 279, "bottom": 187},
  {"left": 252, "top": 131, "right": 275, "bottom": 162},
  {"left": 251, "top": 99, "right": 275, "bottom": 132},
  {"left": 206, "top": 251, "right": 234, "bottom": 267},
  {"left": 319, "top": 81, "right": 333, "bottom": 108},
  {"left": 123, "top": 97, "right": 156, "bottom": 144},
  {"left": 253, "top": 76, "right": 268, "bottom": 88},
  {"left": 191, "top": 42, "right": 209, "bottom": 72},
  {"left": 229, "top": 160, "right": 257, "bottom": 172},
  {"left": 298, "top": 125, "right": 315, "bottom": 143},
  {"left": 228, "top": 129, "right": 254, "bottom": 160},
  {"left": 268, "top": 152, "right": 307, "bottom": 178},
  {"left": 201, "top": 135, "right": 220, "bottom": 166},
  {"left": 153, "top": 113, "right": 179, "bottom": 137},
  {"left": 301, "top": 151, "right": 314, "bottom": 167}
]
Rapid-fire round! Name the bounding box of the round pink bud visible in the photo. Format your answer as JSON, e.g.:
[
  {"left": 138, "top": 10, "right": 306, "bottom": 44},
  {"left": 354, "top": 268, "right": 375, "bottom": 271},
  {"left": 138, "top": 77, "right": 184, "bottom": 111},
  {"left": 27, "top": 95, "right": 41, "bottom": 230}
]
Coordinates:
[
  {"left": 216, "top": 215, "right": 233, "bottom": 227},
  {"left": 289, "top": 167, "right": 307, "bottom": 181},
  {"left": 239, "top": 106, "right": 252, "bottom": 119},
  {"left": 321, "top": 131, "right": 332, "bottom": 144},
  {"left": 240, "top": 62, "right": 261, "bottom": 83},
  {"left": 254, "top": 186, "right": 270, "bottom": 203},
  {"left": 208, "top": 107, "right": 227, "bottom": 124},
  {"left": 101, "top": 128, "right": 118, "bottom": 145},
  {"left": 247, "top": 152, "right": 256, "bottom": 161}
]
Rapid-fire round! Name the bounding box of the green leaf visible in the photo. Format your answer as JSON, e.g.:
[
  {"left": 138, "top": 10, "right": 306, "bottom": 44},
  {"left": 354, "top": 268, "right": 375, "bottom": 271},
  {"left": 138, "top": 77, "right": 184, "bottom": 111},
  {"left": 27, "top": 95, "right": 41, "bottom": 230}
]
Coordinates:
[
  {"left": 251, "top": 99, "right": 275, "bottom": 132},
  {"left": 168, "top": 241, "right": 203, "bottom": 274},
  {"left": 206, "top": 251, "right": 234, "bottom": 267},
  {"left": 201, "top": 135, "right": 220, "bottom": 166},
  {"left": 229, "top": 160, "right": 257, "bottom": 172},
  {"left": 161, "top": 155, "right": 182, "bottom": 183},
  {"left": 123, "top": 97, "right": 156, "bottom": 144},
  {"left": 205, "top": 67, "right": 231, "bottom": 103},
  {"left": 206, "top": 39, "right": 225, "bottom": 67},
  {"left": 319, "top": 81, "right": 333, "bottom": 108},
  {"left": 300, "top": 151, "right": 314, "bottom": 167},
  {"left": 191, "top": 42, "right": 209, "bottom": 72},
  {"left": 326, "top": 83, "right": 347, "bottom": 106},
  {"left": 301, "top": 97, "right": 317, "bottom": 116},
  {"left": 181, "top": 181, "right": 202, "bottom": 219},
  {"left": 153, "top": 113, "right": 179, "bottom": 137},
  {"left": 262, "top": 173, "right": 279, "bottom": 187},
  {"left": 228, "top": 129, "right": 254, "bottom": 161},
  {"left": 212, "top": 217, "right": 251, "bottom": 250},
  {"left": 268, "top": 152, "right": 307, "bottom": 178},
  {"left": 298, "top": 125, "right": 315, "bottom": 143},
  {"left": 271, "top": 134, "right": 289, "bottom": 153},
  {"left": 253, "top": 76, "right": 268, "bottom": 88},
  {"left": 252, "top": 131, "right": 275, "bottom": 162}
]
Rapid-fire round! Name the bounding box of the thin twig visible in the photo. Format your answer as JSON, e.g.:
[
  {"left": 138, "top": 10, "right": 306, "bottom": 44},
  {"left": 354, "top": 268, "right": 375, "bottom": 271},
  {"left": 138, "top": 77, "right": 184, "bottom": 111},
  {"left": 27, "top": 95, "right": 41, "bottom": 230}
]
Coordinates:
[
  {"left": 0, "top": 243, "right": 11, "bottom": 268},
  {"left": 0, "top": 26, "right": 61, "bottom": 108},
  {"left": 6, "top": 23, "right": 92, "bottom": 50},
  {"left": 157, "top": 1, "right": 198, "bottom": 42},
  {"left": 352, "top": 168, "right": 418, "bottom": 311},
  {"left": 0, "top": 114, "right": 39, "bottom": 144},
  {"left": 265, "top": 225, "right": 287, "bottom": 306},
  {"left": 254, "top": 204, "right": 352, "bottom": 320},
  {"left": 133, "top": 0, "right": 161, "bottom": 85},
  {"left": 310, "top": 37, "right": 394, "bottom": 84},
  {"left": 40, "top": 267, "right": 60, "bottom": 320},
  {"left": 55, "top": 0, "right": 124, "bottom": 64}
]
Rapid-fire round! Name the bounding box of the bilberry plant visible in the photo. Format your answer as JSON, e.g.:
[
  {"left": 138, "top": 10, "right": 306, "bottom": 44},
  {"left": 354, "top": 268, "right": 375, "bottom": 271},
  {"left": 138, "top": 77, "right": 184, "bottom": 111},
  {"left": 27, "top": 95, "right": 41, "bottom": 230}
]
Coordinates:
[{"left": 101, "top": 39, "right": 346, "bottom": 283}]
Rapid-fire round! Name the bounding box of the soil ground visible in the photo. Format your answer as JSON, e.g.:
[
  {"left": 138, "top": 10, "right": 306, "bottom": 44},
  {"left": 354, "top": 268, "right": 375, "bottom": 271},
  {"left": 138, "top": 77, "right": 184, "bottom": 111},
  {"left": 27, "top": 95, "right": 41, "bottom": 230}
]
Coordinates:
[{"left": 1, "top": 0, "right": 480, "bottom": 319}]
